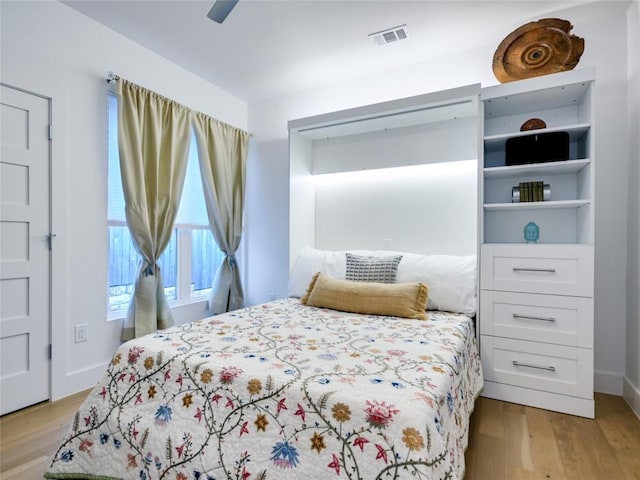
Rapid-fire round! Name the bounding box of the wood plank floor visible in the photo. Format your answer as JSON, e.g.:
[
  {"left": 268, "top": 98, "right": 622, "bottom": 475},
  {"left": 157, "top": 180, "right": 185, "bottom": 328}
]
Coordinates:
[
  {"left": 1, "top": 391, "right": 638, "bottom": 479},
  {"left": 0, "top": 390, "right": 91, "bottom": 480},
  {"left": 465, "top": 393, "right": 640, "bottom": 480}
]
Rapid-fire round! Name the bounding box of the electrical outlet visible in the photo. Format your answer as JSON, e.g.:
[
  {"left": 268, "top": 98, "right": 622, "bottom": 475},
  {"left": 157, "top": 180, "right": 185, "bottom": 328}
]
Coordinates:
[{"left": 75, "top": 324, "right": 88, "bottom": 343}]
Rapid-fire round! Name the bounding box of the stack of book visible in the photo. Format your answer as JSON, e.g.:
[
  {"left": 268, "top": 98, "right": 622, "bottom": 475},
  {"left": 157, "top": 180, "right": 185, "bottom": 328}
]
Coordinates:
[{"left": 513, "top": 181, "right": 548, "bottom": 202}]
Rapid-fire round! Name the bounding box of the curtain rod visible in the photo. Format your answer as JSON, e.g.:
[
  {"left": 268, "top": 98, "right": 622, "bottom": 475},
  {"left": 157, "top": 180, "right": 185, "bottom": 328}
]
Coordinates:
[{"left": 105, "top": 71, "right": 252, "bottom": 137}]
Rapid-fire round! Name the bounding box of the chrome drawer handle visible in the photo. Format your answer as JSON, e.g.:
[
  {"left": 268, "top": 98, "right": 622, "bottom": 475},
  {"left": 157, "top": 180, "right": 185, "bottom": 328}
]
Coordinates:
[
  {"left": 512, "top": 360, "right": 556, "bottom": 372},
  {"left": 513, "top": 313, "right": 557, "bottom": 323},
  {"left": 512, "top": 267, "right": 557, "bottom": 273}
]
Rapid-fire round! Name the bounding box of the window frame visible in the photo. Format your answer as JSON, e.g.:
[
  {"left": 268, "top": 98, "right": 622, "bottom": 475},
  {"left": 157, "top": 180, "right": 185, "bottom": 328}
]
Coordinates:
[
  {"left": 106, "top": 91, "right": 238, "bottom": 319},
  {"left": 106, "top": 224, "right": 223, "bottom": 320}
]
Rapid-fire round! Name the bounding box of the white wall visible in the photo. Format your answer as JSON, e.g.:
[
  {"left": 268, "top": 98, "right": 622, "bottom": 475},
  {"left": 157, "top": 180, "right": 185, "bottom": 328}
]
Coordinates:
[
  {"left": 314, "top": 160, "right": 478, "bottom": 255},
  {"left": 246, "top": 1, "right": 632, "bottom": 394},
  {"left": 0, "top": 1, "right": 247, "bottom": 400},
  {"left": 625, "top": 0, "right": 640, "bottom": 417},
  {"left": 584, "top": 4, "right": 632, "bottom": 395}
]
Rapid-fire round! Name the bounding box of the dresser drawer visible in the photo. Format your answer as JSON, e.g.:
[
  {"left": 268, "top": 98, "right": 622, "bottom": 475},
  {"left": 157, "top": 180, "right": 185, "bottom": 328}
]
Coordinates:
[
  {"left": 481, "top": 244, "right": 593, "bottom": 296},
  {"left": 480, "top": 291, "right": 593, "bottom": 347},
  {"left": 480, "top": 336, "right": 593, "bottom": 398}
]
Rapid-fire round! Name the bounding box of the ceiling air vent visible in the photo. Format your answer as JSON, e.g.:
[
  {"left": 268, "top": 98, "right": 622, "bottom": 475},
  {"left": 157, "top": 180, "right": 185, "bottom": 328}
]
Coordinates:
[{"left": 369, "top": 25, "right": 408, "bottom": 46}]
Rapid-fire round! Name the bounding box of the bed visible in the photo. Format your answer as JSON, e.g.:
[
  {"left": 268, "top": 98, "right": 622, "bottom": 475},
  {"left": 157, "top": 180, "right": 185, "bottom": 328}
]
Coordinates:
[{"left": 45, "top": 250, "right": 483, "bottom": 480}]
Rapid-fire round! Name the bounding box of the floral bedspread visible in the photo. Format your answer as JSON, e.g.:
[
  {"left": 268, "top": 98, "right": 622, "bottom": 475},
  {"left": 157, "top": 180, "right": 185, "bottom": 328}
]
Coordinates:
[{"left": 45, "top": 298, "right": 483, "bottom": 480}]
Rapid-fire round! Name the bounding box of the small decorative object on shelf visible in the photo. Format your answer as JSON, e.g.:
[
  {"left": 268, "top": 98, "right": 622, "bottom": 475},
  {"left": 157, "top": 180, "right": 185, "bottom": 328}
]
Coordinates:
[
  {"left": 520, "top": 118, "right": 546, "bottom": 131},
  {"left": 524, "top": 221, "right": 540, "bottom": 243},
  {"left": 492, "top": 18, "right": 584, "bottom": 83},
  {"left": 512, "top": 181, "right": 550, "bottom": 202}
]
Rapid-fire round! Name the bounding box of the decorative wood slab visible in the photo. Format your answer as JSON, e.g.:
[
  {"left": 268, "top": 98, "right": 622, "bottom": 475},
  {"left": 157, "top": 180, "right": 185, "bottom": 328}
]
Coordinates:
[{"left": 493, "top": 18, "right": 584, "bottom": 83}]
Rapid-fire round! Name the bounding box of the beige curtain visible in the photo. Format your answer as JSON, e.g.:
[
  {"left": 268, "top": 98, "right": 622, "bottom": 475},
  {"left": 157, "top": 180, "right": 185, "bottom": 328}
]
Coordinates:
[
  {"left": 192, "top": 112, "right": 250, "bottom": 314},
  {"left": 117, "top": 79, "right": 191, "bottom": 341}
]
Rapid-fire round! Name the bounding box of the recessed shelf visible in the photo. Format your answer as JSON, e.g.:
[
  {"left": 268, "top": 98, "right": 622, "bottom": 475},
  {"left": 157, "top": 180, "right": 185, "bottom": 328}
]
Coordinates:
[
  {"left": 484, "top": 199, "right": 590, "bottom": 211},
  {"left": 484, "top": 159, "right": 591, "bottom": 178},
  {"left": 482, "top": 72, "right": 593, "bottom": 117}
]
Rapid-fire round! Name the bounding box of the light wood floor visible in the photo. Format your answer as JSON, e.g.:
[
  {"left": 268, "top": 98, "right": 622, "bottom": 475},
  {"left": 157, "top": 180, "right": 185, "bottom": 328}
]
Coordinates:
[
  {"left": 465, "top": 393, "right": 640, "bottom": 480},
  {"left": 1, "top": 391, "right": 638, "bottom": 479},
  {"left": 0, "top": 390, "right": 91, "bottom": 480}
]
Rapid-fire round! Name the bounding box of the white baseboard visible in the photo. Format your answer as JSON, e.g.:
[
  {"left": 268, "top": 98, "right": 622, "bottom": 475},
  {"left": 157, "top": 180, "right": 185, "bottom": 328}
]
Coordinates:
[
  {"left": 623, "top": 377, "right": 640, "bottom": 420},
  {"left": 594, "top": 370, "right": 624, "bottom": 395},
  {"left": 51, "top": 362, "right": 108, "bottom": 401},
  {"left": 482, "top": 381, "right": 594, "bottom": 418}
]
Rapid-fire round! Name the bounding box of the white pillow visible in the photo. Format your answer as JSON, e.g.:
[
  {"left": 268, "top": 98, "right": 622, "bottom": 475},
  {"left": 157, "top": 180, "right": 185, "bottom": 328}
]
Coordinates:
[
  {"left": 288, "top": 247, "right": 477, "bottom": 315},
  {"left": 288, "top": 247, "right": 346, "bottom": 297},
  {"left": 394, "top": 252, "right": 477, "bottom": 315}
]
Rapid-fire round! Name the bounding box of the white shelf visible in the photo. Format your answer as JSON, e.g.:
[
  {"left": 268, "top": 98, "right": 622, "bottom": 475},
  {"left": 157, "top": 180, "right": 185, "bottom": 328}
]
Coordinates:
[
  {"left": 484, "top": 199, "right": 590, "bottom": 211},
  {"left": 484, "top": 124, "right": 590, "bottom": 151},
  {"left": 481, "top": 68, "right": 594, "bottom": 116},
  {"left": 484, "top": 159, "right": 591, "bottom": 178}
]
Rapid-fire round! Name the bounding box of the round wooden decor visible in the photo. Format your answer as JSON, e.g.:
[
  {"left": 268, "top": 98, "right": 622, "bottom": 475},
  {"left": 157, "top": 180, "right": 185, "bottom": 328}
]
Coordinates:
[
  {"left": 520, "top": 118, "right": 546, "bottom": 131},
  {"left": 492, "top": 18, "right": 584, "bottom": 83}
]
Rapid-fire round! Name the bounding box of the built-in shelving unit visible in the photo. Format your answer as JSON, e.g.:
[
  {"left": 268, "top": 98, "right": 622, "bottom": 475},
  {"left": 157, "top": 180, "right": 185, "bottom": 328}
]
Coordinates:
[
  {"left": 479, "top": 68, "right": 596, "bottom": 418},
  {"left": 481, "top": 68, "right": 594, "bottom": 245},
  {"left": 287, "top": 84, "right": 481, "bottom": 269}
]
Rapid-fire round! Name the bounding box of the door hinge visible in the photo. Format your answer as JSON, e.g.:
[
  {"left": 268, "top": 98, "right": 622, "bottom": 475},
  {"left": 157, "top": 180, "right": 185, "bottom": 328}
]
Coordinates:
[
  {"left": 48, "top": 124, "right": 53, "bottom": 140},
  {"left": 47, "top": 233, "right": 57, "bottom": 250},
  {"left": 48, "top": 344, "right": 52, "bottom": 359}
]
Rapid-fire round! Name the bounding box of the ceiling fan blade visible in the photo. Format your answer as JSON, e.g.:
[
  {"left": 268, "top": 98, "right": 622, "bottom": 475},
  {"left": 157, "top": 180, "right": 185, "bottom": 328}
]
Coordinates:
[{"left": 207, "top": 0, "right": 239, "bottom": 24}]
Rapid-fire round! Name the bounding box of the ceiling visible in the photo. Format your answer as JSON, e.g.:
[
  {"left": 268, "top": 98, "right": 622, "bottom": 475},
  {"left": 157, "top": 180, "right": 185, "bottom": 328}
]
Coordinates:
[{"left": 62, "top": 0, "right": 599, "bottom": 103}]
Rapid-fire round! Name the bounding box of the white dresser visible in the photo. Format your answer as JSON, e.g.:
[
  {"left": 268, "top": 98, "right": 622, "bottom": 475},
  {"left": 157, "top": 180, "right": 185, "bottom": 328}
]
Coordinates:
[{"left": 479, "top": 69, "right": 595, "bottom": 418}]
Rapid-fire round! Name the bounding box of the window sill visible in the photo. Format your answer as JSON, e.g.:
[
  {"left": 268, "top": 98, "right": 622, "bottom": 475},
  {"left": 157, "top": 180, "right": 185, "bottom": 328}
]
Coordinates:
[{"left": 107, "top": 297, "right": 210, "bottom": 323}]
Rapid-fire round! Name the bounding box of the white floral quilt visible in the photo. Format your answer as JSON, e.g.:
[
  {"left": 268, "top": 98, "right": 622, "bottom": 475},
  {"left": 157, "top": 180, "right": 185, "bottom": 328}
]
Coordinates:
[{"left": 45, "top": 298, "right": 483, "bottom": 480}]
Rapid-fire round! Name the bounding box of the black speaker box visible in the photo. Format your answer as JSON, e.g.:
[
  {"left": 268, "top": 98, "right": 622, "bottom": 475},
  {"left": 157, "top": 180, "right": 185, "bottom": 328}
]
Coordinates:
[{"left": 505, "top": 132, "right": 570, "bottom": 166}]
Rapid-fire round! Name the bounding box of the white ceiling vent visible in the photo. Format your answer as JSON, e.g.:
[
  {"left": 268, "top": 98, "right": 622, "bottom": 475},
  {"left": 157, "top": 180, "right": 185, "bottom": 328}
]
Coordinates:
[{"left": 369, "top": 25, "right": 408, "bottom": 46}]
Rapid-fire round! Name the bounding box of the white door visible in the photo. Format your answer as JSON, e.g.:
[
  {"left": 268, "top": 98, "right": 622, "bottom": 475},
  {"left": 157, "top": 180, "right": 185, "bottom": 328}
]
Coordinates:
[{"left": 0, "top": 84, "right": 51, "bottom": 415}]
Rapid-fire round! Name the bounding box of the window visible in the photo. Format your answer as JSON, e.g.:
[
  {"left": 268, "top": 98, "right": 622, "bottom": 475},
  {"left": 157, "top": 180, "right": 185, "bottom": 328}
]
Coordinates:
[{"left": 107, "top": 94, "right": 225, "bottom": 313}]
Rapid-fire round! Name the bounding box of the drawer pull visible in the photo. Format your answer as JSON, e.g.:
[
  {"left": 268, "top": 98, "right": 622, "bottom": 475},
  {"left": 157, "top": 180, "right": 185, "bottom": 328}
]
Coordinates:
[
  {"left": 512, "top": 360, "right": 556, "bottom": 372},
  {"left": 512, "top": 267, "right": 557, "bottom": 273},
  {"left": 513, "top": 313, "right": 557, "bottom": 323}
]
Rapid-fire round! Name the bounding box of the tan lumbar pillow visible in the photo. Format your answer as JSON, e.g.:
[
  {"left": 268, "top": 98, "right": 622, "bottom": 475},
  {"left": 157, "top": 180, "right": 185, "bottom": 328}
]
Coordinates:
[{"left": 301, "top": 272, "right": 429, "bottom": 320}]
